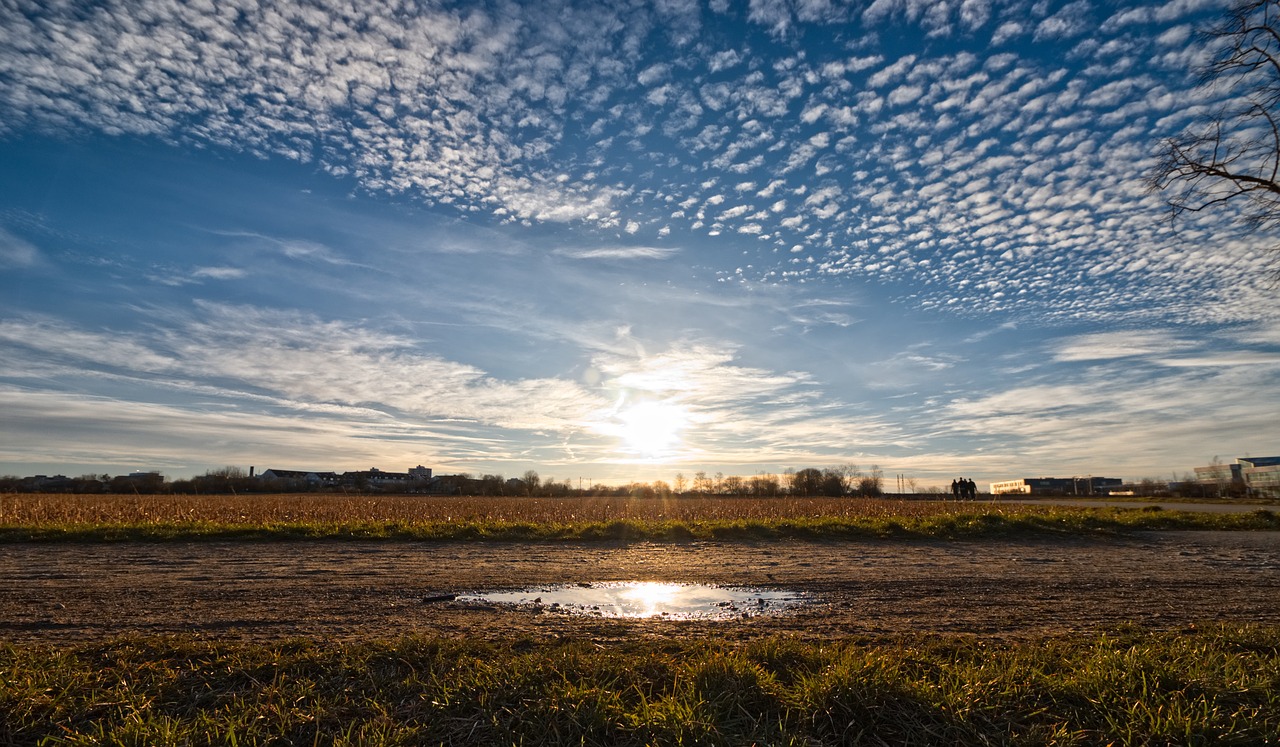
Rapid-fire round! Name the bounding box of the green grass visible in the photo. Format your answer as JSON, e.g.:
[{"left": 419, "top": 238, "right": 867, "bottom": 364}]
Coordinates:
[
  {"left": 3, "top": 625, "right": 1277, "bottom": 745},
  {"left": 1, "top": 506, "right": 1277, "bottom": 543}
]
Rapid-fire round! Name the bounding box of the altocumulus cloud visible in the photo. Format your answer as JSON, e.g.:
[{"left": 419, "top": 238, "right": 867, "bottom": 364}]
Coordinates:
[
  {"left": 4, "top": 0, "right": 1279, "bottom": 328},
  {"left": 3, "top": 0, "right": 1280, "bottom": 482}
]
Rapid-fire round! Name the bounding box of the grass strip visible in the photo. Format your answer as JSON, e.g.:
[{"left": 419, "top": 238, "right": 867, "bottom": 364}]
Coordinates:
[
  {"left": 0, "top": 506, "right": 1277, "bottom": 543},
  {"left": 2, "top": 625, "right": 1277, "bottom": 745}
]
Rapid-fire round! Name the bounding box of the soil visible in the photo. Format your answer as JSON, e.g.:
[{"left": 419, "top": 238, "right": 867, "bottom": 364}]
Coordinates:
[{"left": 3, "top": 531, "right": 1279, "bottom": 644}]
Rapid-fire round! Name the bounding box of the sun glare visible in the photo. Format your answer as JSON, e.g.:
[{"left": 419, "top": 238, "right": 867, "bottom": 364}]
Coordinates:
[
  {"left": 615, "top": 400, "right": 687, "bottom": 459},
  {"left": 618, "top": 582, "right": 681, "bottom": 616}
]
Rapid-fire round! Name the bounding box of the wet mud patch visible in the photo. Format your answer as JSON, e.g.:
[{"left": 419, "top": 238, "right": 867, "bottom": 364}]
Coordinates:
[{"left": 1, "top": 533, "right": 1279, "bottom": 642}]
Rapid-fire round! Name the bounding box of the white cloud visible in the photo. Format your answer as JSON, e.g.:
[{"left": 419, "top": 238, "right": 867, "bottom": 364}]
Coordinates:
[
  {"left": 4, "top": 0, "right": 1259, "bottom": 337},
  {"left": 0, "top": 304, "right": 610, "bottom": 434},
  {"left": 932, "top": 356, "right": 1280, "bottom": 479},
  {"left": 868, "top": 55, "right": 917, "bottom": 88},
  {"left": 1035, "top": 1, "right": 1092, "bottom": 41},
  {"left": 590, "top": 341, "right": 896, "bottom": 461},
  {"left": 0, "top": 228, "right": 40, "bottom": 268},
  {"left": 0, "top": 300, "right": 916, "bottom": 472},
  {"left": 638, "top": 63, "right": 671, "bottom": 86},
  {"left": 5, "top": 0, "right": 1279, "bottom": 445},
  {"left": 555, "top": 246, "right": 678, "bottom": 260},
  {"left": 192, "top": 266, "right": 247, "bottom": 280},
  {"left": 1155, "top": 352, "right": 1280, "bottom": 367},
  {"left": 0, "top": 321, "right": 171, "bottom": 377},
  {"left": 1051, "top": 330, "right": 1196, "bottom": 362},
  {"left": 748, "top": 0, "right": 794, "bottom": 36},
  {"left": 708, "top": 49, "right": 744, "bottom": 72}
]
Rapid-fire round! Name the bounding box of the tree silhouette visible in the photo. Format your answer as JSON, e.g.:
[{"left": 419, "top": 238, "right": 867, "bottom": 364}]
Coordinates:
[{"left": 1150, "top": 0, "right": 1280, "bottom": 276}]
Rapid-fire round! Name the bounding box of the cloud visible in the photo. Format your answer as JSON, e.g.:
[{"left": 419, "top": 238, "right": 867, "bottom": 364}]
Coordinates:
[
  {"left": 0, "top": 0, "right": 1237, "bottom": 332},
  {"left": 4, "top": 0, "right": 1278, "bottom": 373},
  {"left": 748, "top": 0, "right": 795, "bottom": 36},
  {"left": 0, "top": 299, "right": 916, "bottom": 473},
  {"left": 0, "top": 385, "right": 504, "bottom": 472},
  {"left": 1035, "top": 1, "right": 1092, "bottom": 41},
  {"left": 1101, "top": 0, "right": 1222, "bottom": 31},
  {"left": 923, "top": 342, "right": 1280, "bottom": 479},
  {"left": 554, "top": 246, "right": 679, "bottom": 260},
  {"left": 708, "top": 49, "right": 744, "bottom": 72},
  {"left": 990, "top": 20, "right": 1024, "bottom": 45},
  {"left": 1155, "top": 352, "right": 1280, "bottom": 367},
  {"left": 1051, "top": 330, "right": 1195, "bottom": 362},
  {"left": 192, "top": 266, "right": 247, "bottom": 280},
  {"left": 0, "top": 228, "right": 40, "bottom": 268},
  {"left": 0, "top": 305, "right": 607, "bottom": 435},
  {"left": 590, "top": 341, "right": 898, "bottom": 463},
  {"left": 208, "top": 232, "right": 373, "bottom": 268},
  {"left": 0, "top": 316, "right": 178, "bottom": 373},
  {"left": 0, "top": 0, "right": 629, "bottom": 227}
]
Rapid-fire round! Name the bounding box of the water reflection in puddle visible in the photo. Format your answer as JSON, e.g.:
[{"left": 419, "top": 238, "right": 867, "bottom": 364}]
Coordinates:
[{"left": 456, "top": 581, "right": 808, "bottom": 620}]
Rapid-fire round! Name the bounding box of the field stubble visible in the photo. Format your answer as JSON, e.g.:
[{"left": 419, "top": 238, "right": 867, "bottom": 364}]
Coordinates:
[
  {"left": 3, "top": 494, "right": 1280, "bottom": 744},
  {"left": 2, "top": 493, "right": 988, "bottom": 524},
  {"left": 2, "top": 493, "right": 1276, "bottom": 541}
]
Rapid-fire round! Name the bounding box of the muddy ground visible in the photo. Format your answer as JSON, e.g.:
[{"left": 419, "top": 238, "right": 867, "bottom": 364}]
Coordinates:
[{"left": 3, "top": 532, "right": 1279, "bottom": 643}]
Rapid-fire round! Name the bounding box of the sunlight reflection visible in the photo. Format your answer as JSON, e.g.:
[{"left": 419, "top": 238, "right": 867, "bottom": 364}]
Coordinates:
[
  {"left": 618, "top": 581, "right": 681, "bottom": 616},
  {"left": 457, "top": 582, "right": 809, "bottom": 620}
]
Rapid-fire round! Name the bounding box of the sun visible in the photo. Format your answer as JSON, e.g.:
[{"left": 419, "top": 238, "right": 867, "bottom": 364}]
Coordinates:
[{"left": 614, "top": 400, "right": 687, "bottom": 459}]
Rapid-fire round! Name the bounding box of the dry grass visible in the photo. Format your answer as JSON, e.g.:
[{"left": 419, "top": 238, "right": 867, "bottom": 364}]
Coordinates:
[
  {"left": 0, "top": 492, "right": 997, "bottom": 525},
  {"left": 2, "top": 493, "right": 1275, "bottom": 542}
]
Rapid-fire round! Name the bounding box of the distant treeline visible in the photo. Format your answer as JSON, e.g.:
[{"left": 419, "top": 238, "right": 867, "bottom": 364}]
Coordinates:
[
  {"left": 2, "top": 467, "right": 1216, "bottom": 498},
  {"left": 1, "top": 466, "right": 904, "bottom": 498}
]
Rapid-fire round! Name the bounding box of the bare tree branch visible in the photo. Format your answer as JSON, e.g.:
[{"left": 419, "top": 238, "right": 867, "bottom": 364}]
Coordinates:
[{"left": 1151, "top": 0, "right": 1280, "bottom": 278}]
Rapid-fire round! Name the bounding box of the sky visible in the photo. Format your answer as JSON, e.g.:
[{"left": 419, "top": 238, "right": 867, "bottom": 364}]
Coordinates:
[{"left": 2, "top": 0, "right": 1279, "bottom": 489}]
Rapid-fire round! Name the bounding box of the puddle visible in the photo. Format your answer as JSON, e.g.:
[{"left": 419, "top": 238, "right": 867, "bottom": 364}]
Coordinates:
[{"left": 456, "top": 581, "right": 809, "bottom": 620}]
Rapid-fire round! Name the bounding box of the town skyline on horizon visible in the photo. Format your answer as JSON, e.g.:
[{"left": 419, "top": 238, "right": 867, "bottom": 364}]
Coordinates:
[
  {"left": 6, "top": 451, "right": 1268, "bottom": 494},
  {"left": 3, "top": 0, "right": 1280, "bottom": 488}
]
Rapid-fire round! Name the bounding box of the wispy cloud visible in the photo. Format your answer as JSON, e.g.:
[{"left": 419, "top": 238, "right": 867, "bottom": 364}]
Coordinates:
[
  {"left": 554, "top": 246, "right": 679, "bottom": 260},
  {"left": 0, "top": 385, "right": 496, "bottom": 472},
  {"left": 0, "top": 228, "right": 40, "bottom": 268},
  {"left": 933, "top": 356, "right": 1280, "bottom": 477},
  {"left": 1154, "top": 352, "right": 1280, "bottom": 367},
  {"left": 0, "top": 298, "right": 917, "bottom": 474},
  {"left": 1051, "top": 330, "right": 1196, "bottom": 362},
  {"left": 191, "top": 266, "right": 247, "bottom": 280}
]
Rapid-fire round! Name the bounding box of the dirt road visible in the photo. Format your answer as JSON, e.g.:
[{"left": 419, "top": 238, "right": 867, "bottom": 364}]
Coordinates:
[{"left": 4, "top": 532, "right": 1279, "bottom": 643}]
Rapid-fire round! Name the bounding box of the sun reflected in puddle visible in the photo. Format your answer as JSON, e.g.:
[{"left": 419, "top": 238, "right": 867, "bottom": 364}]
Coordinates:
[{"left": 456, "top": 581, "right": 808, "bottom": 620}]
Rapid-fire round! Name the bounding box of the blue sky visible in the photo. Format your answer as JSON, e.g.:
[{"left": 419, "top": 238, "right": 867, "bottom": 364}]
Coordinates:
[{"left": 2, "top": 0, "right": 1279, "bottom": 488}]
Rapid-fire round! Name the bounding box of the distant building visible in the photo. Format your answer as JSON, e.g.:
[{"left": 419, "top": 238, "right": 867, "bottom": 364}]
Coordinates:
[
  {"left": 258, "top": 466, "right": 436, "bottom": 491},
  {"left": 23, "top": 474, "right": 74, "bottom": 491},
  {"left": 1193, "top": 461, "right": 1243, "bottom": 486},
  {"left": 258, "top": 469, "right": 341, "bottom": 485},
  {"left": 342, "top": 467, "right": 414, "bottom": 487},
  {"left": 989, "top": 476, "right": 1123, "bottom": 496},
  {"left": 1239, "top": 457, "right": 1280, "bottom": 498},
  {"left": 1191, "top": 456, "right": 1280, "bottom": 497}
]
